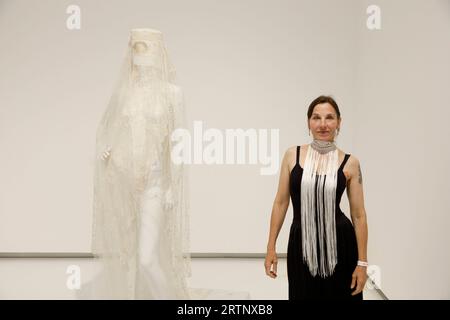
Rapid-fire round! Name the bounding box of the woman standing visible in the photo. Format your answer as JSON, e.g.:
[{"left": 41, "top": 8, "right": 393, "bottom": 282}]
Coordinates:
[{"left": 265, "top": 95, "right": 368, "bottom": 300}]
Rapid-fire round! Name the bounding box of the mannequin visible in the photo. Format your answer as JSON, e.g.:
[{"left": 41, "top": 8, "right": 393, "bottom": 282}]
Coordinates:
[{"left": 87, "top": 28, "right": 190, "bottom": 299}]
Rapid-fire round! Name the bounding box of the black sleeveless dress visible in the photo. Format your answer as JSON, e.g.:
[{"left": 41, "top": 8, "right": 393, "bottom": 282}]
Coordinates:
[{"left": 287, "top": 146, "right": 363, "bottom": 300}]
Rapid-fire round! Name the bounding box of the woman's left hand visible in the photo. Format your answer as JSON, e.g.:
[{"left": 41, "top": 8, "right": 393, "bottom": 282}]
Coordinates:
[{"left": 350, "top": 265, "right": 367, "bottom": 295}]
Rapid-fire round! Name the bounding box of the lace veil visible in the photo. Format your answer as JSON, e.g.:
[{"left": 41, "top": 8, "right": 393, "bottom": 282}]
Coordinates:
[{"left": 88, "top": 28, "right": 191, "bottom": 299}]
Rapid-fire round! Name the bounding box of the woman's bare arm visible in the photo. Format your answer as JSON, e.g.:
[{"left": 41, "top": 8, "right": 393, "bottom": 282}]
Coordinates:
[
  {"left": 346, "top": 155, "right": 368, "bottom": 262},
  {"left": 266, "top": 147, "right": 294, "bottom": 251},
  {"left": 346, "top": 155, "right": 369, "bottom": 294}
]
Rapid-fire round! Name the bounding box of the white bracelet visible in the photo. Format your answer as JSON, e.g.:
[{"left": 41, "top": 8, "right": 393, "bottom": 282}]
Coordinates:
[{"left": 357, "top": 260, "right": 369, "bottom": 267}]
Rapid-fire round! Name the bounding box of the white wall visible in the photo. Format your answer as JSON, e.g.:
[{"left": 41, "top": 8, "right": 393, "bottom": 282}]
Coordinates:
[
  {"left": 0, "top": 0, "right": 358, "bottom": 253},
  {"left": 352, "top": 0, "right": 450, "bottom": 299},
  {"left": 0, "top": 0, "right": 449, "bottom": 299}
]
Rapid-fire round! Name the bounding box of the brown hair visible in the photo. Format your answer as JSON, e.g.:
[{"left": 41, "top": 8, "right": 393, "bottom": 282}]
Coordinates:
[{"left": 307, "top": 95, "right": 341, "bottom": 120}]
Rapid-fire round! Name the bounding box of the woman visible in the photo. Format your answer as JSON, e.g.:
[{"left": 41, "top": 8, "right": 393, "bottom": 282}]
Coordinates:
[{"left": 264, "top": 95, "right": 368, "bottom": 300}]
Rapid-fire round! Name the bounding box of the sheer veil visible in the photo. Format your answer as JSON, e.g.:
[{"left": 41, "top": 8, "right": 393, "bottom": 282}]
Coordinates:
[{"left": 88, "top": 28, "right": 191, "bottom": 299}]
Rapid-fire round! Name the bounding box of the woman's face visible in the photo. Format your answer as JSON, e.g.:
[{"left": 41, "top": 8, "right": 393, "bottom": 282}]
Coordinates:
[{"left": 308, "top": 102, "right": 341, "bottom": 142}]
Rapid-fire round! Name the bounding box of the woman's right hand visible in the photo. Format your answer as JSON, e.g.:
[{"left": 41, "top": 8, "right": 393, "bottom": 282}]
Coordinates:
[{"left": 264, "top": 249, "right": 278, "bottom": 278}]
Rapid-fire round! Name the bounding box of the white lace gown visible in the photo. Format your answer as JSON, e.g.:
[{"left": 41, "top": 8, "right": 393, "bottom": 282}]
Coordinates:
[
  {"left": 82, "top": 29, "right": 190, "bottom": 300},
  {"left": 135, "top": 160, "right": 179, "bottom": 299}
]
